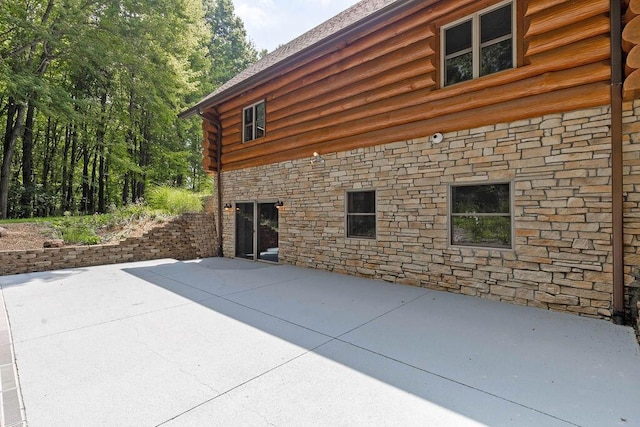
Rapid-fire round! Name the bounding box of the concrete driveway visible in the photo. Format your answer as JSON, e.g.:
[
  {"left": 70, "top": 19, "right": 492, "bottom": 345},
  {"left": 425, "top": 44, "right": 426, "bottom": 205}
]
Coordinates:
[{"left": 0, "top": 258, "right": 638, "bottom": 426}]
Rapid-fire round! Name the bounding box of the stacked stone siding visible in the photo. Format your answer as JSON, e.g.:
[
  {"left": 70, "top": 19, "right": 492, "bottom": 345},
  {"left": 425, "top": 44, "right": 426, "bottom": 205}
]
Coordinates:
[
  {"left": 0, "top": 213, "right": 218, "bottom": 276},
  {"left": 221, "top": 103, "right": 640, "bottom": 319},
  {"left": 624, "top": 100, "right": 640, "bottom": 329}
]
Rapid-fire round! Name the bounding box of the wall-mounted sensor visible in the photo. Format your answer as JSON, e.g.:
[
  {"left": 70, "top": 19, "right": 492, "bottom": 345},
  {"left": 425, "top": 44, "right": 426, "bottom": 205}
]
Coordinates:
[{"left": 431, "top": 133, "right": 444, "bottom": 144}]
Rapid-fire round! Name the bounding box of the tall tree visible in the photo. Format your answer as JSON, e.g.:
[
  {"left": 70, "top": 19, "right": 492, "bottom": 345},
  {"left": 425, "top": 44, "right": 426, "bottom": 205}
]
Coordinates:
[
  {"left": 202, "top": 0, "right": 262, "bottom": 88},
  {"left": 0, "top": 0, "right": 259, "bottom": 219}
]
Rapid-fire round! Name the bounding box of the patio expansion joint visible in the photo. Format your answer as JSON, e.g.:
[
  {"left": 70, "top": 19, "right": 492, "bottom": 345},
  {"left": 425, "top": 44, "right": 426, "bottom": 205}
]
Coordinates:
[
  {"left": 13, "top": 299, "right": 200, "bottom": 345},
  {"left": 336, "top": 338, "right": 581, "bottom": 426},
  {"left": 328, "top": 291, "right": 581, "bottom": 427},
  {"left": 155, "top": 335, "right": 337, "bottom": 426},
  {"left": 156, "top": 287, "right": 435, "bottom": 425}
]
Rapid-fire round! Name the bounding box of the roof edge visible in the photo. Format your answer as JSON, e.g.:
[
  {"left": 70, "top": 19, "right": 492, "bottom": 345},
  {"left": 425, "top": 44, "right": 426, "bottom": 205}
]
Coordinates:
[{"left": 179, "top": 0, "right": 419, "bottom": 119}]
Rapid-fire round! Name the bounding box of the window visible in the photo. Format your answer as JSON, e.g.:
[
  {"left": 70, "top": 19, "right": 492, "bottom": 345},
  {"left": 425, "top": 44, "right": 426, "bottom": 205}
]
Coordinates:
[
  {"left": 442, "top": 2, "right": 514, "bottom": 86},
  {"left": 243, "top": 101, "right": 265, "bottom": 142},
  {"left": 347, "top": 190, "right": 376, "bottom": 239},
  {"left": 450, "top": 183, "right": 512, "bottom": 248}
]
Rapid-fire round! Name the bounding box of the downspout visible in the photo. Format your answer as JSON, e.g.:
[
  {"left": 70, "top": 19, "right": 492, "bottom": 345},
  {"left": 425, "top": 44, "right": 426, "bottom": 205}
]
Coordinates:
[
  {"left": 215, "top": 121, "right": 224, "bottom": 258},
  {"left": 198, "top": 110, "right": 224, "bottom": 258},
  {"left": 611, "top": 0, "right": 625, "bottom": 324}
]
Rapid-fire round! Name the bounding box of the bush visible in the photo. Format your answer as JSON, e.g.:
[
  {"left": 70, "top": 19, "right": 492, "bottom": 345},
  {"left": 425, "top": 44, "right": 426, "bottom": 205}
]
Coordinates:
[
  {"left": 146, "top": 186, "right": 204, "bottom": 215},
  {"left": 53, "top": 214, "right": 101, "bottom": 245}
]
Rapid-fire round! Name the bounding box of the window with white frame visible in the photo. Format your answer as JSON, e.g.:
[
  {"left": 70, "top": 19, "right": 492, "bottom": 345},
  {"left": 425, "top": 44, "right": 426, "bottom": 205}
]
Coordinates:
[
  {"left": 450, "top": 183, "right": 512, "bottom": 248},
  {"left": 347, "top": 190, "right": 376, "bottom": 239},
  {"left": 442, "top": 2, "right": 514, "bottom": 86},
  {"left": 243, "top": 101, "right": 265, "bottom": 142}
]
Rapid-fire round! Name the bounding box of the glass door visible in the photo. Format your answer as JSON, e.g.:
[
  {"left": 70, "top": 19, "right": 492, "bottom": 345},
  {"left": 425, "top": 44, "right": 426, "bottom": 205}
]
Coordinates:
[
  {"left": 257, "top": 202, "right": 279, "bottom": 262},
  {"left": 235, "top": 201, "right": 279, "bottom": 263},
  {"left": 235, "top": 202, "right": 254, "bottom": 259}
]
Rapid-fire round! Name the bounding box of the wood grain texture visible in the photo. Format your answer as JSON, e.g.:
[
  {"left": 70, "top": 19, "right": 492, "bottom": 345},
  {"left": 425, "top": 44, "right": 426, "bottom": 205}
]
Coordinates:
[
  {"left": 525, "top": 14, "right": 609, "bottom": 56},
  {"left": 223, "top": 83, "right": 610, "bottom": 171},
  {"left": 626, "top": 44, "right": 640, "bottom": 75},
  {"left": 525, "top": 0, "right": 608, "bottom": 37},
  {"left": 623, "top": 15, "right": 640, "bottom": 52},
  {"left": 222, "top": 64, "right": 609, "bottom": 165},
  {"left": 199, "top": 0, "right": 613, "bottom": 173},
  {"left": 625, "top": 0, "right": 640, "bottom": 22},
  {"left": 525, "top": 0, "right": 569, "bottom": 17},
  {"left": 624, "top": 68, "right": 640, "bottom": 100}
]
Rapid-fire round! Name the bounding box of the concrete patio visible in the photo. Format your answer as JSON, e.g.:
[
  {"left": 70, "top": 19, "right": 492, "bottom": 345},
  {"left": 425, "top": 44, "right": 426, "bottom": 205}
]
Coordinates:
[{"left": 0, "top": 258, "right": 638, "bottom": 426}]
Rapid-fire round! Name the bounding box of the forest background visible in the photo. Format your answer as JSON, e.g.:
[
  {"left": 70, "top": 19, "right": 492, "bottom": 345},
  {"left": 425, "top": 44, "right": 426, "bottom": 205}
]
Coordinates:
[{"left": 0, "top": 0, "right": 264, "bottom": 219}]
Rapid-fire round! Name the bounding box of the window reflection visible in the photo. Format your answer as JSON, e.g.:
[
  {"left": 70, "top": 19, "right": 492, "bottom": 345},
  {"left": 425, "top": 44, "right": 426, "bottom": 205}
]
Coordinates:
[{"left": 443, "top": 3, "right": 513, "bottom": 86}]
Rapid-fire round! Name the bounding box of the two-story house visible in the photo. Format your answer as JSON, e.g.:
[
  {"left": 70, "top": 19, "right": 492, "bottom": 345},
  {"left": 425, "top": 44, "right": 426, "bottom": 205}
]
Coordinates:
[{"left": 181, "top": 0, "right": 640, "bottom": 325}]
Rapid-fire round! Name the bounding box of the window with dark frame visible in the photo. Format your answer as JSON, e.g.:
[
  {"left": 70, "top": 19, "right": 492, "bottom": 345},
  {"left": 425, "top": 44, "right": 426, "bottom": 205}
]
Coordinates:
[
  {"left": 347, "top": 190, "right": 376, "bottom": 239},
  {"left": 443, "top": 2, "right": 513, "bottom": 86},
  {"left": 243, "top": 101, "right": 265, "bottom": 142},
  {"left": 450, "top": 183, "right": 512, "bottom": 248}
]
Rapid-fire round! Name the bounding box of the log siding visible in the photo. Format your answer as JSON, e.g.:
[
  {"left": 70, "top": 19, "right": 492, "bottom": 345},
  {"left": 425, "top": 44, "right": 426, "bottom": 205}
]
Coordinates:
[{"left": 198, "top": 0, "right": 611, "bottom": 172}]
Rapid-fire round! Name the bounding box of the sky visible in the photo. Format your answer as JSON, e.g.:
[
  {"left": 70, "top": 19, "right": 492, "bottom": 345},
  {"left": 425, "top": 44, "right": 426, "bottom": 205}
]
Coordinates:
[{"left": 233, "top": 0, "right": 362, "bottom": 52}]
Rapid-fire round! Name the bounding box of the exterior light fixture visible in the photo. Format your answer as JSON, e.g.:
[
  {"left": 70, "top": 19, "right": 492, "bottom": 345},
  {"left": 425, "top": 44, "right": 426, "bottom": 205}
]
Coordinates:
[
  {"left": 310, "top": 151, "right": 324, "bottom": 164},
  {"left": 275, "top": 200, "right": 284, "bottom": 209},
  {"left": 223, "top": 203, "right": 233, "bottom": 211}
]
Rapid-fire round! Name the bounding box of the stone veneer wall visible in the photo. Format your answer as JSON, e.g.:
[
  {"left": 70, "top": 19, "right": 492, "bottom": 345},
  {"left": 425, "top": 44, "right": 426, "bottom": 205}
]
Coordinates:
[
  {"left": 623, "top": 100, "right": 640, "bottom": 330},
  {"left": 221, "top": 103, "right": 640, "bottom": 320},
  {"left": 0, "top": 213, "right": 218, "bottom": 276}
]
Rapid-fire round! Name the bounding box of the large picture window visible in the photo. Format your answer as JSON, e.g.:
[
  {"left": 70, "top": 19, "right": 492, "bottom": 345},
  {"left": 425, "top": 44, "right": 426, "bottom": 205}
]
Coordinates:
[
  {"left": 442, "top": 2, "right": 514, "bottom": 86},
  {"left": 450, "top": 183, "right": 512, "bottom": 249},
  {"left": 347, "top": 190, "right": 376, "bottom": 239},
  {"left": 243, "top": 101, "right": 265, "bottom": 142}
]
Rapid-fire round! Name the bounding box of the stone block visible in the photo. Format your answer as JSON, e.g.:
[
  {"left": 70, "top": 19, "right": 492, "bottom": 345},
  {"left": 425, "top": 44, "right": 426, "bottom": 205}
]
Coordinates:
[{"left": 535, "top": 292, "right": 579, "bottom": 306}]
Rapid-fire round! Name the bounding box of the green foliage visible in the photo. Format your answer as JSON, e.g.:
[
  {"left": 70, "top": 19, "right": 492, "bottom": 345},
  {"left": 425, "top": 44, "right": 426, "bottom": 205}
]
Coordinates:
[
  {"left": 202, "top": 0, "right": 261, "bottom": 88},
  {"left": 147, "top": 186, "right": 204, "bottom": 215},
  {"left": 453, "top": 216, "right": 511, "bottom": 248},
  {"left": 1, "top": 0, "right": 251, "bottom": 219},
  {"left": 53, "top": 214, "right": 101, "bottom": 245},
  {"left": 48, "top": 202, "right": 172, "bottom": 245}
]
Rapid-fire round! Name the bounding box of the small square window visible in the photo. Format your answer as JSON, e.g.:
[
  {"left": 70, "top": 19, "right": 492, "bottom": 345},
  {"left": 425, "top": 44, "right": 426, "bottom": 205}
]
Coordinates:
[
  {"left": 347, "top": 190, "right": 376, "bottom": 239},
  {"left": 243, "top": 101, "right": 265, "bottom": 142},
  {"left": 442, "top": 2, "right": 514, "bottom": 86},
  {"left": 450, "top": 183, "right": 512, "bottom": 248}
]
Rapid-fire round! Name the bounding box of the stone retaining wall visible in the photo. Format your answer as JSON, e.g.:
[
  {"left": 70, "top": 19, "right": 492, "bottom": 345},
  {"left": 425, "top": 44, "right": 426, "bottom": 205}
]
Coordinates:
[
  {"left": 220, "top": 102, "right": 640, "bottom": 320},
  {"left": 0, "top": 213, "right": 218, "bottom": 276}
]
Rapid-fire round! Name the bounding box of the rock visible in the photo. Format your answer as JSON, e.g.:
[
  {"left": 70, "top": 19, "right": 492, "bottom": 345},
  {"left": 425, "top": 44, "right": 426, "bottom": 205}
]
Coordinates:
[
  {"left": 0, "top": 226, "right": 6, "bottom": 237},
  {"left": 43, "top": 239, "right": 64, "bottom": 248}
]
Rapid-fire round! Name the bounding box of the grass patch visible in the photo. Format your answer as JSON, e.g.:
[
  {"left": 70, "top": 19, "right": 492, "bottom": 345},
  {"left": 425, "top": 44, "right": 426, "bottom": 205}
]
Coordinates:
[
  {"left": 0, "top": 217, "right": 63, "bottom": 225},
  {"left": 0, "top": 189, "right": 202, "bottom": 246},
  {"left": 147, "top": 186, "right": 204, "bottom": 215}
]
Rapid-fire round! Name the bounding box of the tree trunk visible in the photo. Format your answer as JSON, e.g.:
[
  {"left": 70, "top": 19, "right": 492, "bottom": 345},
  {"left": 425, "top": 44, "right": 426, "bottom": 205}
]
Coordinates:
[
  {"left": 0, "top": 99, "right": 26, "bottom": 219},
  {"left": 122, "top": 175, "right": 129, "bottom": 205},
  {"left": 98, "top": 147, "right": 106, "bottom": 213},
  {"left": 65, "top": 123, "right": 78, "bottom": 212},
  {"left": 41, "top": 117, "right": 59, "bottom": 216},
  {"left": 20, "top": 100, "right": 36, "bottom": 217},
  {"left": 89, "top": 150, "right": 97, "bottom": 213},
  {"left": 97, "top": 91, "right": 107, "bottom": 213},
  {"left": 60, "top": 124, "right": 71, "bottom": 212},
  {"left": 81, "top": 138, "right": 89, "bottom": 214}
]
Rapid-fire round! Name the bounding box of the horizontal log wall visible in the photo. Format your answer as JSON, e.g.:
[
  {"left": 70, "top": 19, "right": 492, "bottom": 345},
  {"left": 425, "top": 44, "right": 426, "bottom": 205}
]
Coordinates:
[
  {"left": 201, "top": 0, "right": 611, "bottom": 172},
  {"left": 624, "top": 0, "right": 640, "bottom": 100}
]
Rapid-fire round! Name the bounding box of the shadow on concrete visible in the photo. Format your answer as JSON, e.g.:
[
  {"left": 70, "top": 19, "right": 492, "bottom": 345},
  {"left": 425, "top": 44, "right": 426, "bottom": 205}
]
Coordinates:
[{"left": 119, "top": 257, "right": 640, "bottom": 426}]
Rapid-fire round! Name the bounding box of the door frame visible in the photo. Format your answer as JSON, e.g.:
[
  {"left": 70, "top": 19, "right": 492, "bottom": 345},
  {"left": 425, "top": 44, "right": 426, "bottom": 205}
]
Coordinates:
[{"left": 234, "top": 200, "right": 279, "bottom": 263}]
